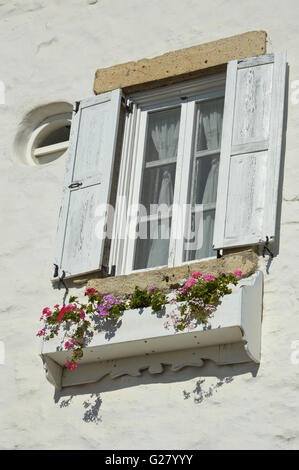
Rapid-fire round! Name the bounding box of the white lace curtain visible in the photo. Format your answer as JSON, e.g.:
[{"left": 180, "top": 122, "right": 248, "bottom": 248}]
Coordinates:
[
  {"left": 186, "top": 99, "right": 223, "bottom": 260},
  {"left": 138, "top": 108, "right": 180, "bottom": 268}
]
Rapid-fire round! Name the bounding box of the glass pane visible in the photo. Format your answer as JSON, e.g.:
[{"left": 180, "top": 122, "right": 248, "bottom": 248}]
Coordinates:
[
  {"left": 134, "top": 218, "right": 172, "bottom": 270},
  {"left": 196, "top": 98, "right": 224, "bottom": 152},
  {"left": 145, "top": 107, "right": 181, "bottom": 163},
  {"left": 184, "top": 98, "right": 224, "bottom": 262},
  {"left": 184, "top": 209, "right": 216, "bottom": 262},
  {"left": 192, "top": 155, "right": 219, "bottom": 205},
  {"left": 134, "top": 106, "right": 181, "bottom": 270},
  {"left": 140, "top": 163, "right": 176, "bottom": 211}
]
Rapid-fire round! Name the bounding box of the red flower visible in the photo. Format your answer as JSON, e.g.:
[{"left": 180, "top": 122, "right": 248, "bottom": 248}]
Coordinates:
[{"left": 84, "top": 288, "right": 98, "bottom": 296}]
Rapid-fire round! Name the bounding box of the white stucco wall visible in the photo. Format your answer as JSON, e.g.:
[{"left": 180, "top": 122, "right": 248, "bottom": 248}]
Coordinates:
[{"left": 1, "top": 0, "right": 299, "bottom": 450}]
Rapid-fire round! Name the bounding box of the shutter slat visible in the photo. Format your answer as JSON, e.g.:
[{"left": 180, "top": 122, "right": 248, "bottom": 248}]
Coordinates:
[
  {"left": 54, "top": 89, "right": 122, "bottom": 277},
  {"left": 213, "top": 52, "right": 286, "bottom": 250}
]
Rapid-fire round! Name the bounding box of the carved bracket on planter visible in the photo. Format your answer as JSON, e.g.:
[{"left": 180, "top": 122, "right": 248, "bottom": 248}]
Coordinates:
[{"left": 41, "top": 271, "right": 263, "bottom": 390}]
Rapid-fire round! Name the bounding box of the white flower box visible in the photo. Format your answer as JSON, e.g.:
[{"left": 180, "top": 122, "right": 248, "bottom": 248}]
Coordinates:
[{"left": 41, "top": 271, "right": 263, "bottom": 389}]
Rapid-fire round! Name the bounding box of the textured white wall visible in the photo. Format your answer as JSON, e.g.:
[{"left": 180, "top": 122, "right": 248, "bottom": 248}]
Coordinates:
[{"left": 1, "top": 0, "right": 299, "bottom": 450}]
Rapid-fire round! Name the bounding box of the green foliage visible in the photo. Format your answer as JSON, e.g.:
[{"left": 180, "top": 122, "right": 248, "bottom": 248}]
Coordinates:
[
  {"left": 128, "top": 286, "right": 167, "bottom": 312},
  {"left": 38, "top": 271, "right": 241, "bottom": 370}
]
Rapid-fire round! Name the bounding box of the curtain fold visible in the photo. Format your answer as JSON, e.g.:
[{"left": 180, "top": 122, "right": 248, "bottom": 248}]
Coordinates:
[
  {"left": 146, "top": 110, "right": 179, "bottom": 267},
  {"left": 134, "top": 108, "right": 180, "bottom": 269},
  {"left": 186, "top": 99, "right": 223, "bottom": 261}
]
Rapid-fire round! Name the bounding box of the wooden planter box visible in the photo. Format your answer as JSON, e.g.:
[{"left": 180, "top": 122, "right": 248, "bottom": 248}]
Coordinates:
[{"left": 41, "top": 271, "right": 263, "bottom": 389}]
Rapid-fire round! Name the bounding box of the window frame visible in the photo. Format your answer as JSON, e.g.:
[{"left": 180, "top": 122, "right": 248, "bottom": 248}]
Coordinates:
[{"left": 110, "top": 74, "right": 226, "bottom": 276}]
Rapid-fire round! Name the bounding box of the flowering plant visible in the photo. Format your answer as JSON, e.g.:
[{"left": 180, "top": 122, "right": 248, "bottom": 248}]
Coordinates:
[
  {"left": 37, "top": 271, "right": 242, "bottom": 370},
  {"left": 165, "top": 270, "right": 242, "bottom": 330}
]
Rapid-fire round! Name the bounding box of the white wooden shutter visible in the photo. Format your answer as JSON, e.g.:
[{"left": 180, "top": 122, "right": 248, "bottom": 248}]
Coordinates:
[
  {"left": 54, "top": 89, "right": 122, "bottom": 277},
  {"left": 213, "top": 52, "right": 286, "bottom": 250}
]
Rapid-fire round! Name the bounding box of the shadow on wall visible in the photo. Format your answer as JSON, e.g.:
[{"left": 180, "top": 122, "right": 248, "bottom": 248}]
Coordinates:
[{"left": 53, "top": 360, "right": 259, "bottom": 424}]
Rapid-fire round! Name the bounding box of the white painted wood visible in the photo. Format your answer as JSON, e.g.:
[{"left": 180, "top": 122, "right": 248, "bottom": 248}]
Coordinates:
[
  {"left": 168, "top": 99, "right": 189, "bottom": 267},
  {"left": 172, "top": 99, "right": 195, "bottom": 266},
  {"left": 41, "top": 271, "right": 263, "bottom": 389},
  {"left": 109, "top": 103, "right": 133, "bottom": 274},
  {"left": 120, "top": 106, "right": 142, "bottom": 275},
  {"left": 124, "top": 106, "right": 149, "bottom": 274},
  {"left": 54, "top": 89, "right": 122, "bottom": 277},
  {"left": 263, "top": 51, "right": 287, "bottom": 240},
  {"left": 34, "top": 140, "right": 69, "bottom": 157},
  {"left": 41, "top": 355, "right": 62, "bottom": 390},
  {"left": 213, "top": 52, "right": 286, "bottom": 249},
  {"left": 61, "top": 345, "right": 250, "bottom": 388},
  {"left": 130, "top": 73, "right": 226, "bottom": 107},
  {"left": 145, "top": 157, "right": 177, "bottom": 169},
  {"left": 237, "top": 53, "right": 274, "bottom": 68}
]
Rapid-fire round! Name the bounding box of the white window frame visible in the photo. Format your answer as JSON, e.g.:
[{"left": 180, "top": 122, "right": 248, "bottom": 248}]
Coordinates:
[{"left": 110, "top": 74, "right": 226, "bottom": 276}]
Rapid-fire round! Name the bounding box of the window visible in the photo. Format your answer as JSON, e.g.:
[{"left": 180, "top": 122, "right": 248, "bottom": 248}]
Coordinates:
[
  {"left": 54, "top": 53, "right": 286, "bottom": 280},
  {"left": 29, "top": 114, "right": 71, "bottom": 165},
  {"left": 118, "top": 76, "right": 225, "bottom": 274}
]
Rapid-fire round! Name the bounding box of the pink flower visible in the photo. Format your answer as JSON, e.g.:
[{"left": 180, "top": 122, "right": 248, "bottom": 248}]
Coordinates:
[
  {"left": 192, "top": 272, "right": 202, "bottom": 278},
  {"left": 36, "top": 328, "right": 46, "bottom": 337},
  {"left": 149, "top": 286, "right": 157, "bottom": 292},
  {"left": 233, "top": 270, "right": 242, "bottom": 277},
  {"left": 65, "top": 339, "right": 77, "bottom": 350},
  {"left": 57, "top": 308, "right": 66, "bottom": 323},
  {"left": 182, "top": 278, "right": 196, "bottom": 293},
  {"left": 40, "top": 307, "right": 52, "bottom": 320},
  {"left": 203, "top": 275, "right": 215, "bottom": 281},
  {"left": 65, "top": 360, "right": 78, "bottom": 371}
]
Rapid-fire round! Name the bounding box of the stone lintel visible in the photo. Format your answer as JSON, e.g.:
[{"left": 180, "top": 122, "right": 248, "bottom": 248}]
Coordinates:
[
  {"left": 87, "top": 249, "right": 259, "bottom": 297},
  {"left": 94, "top": 31, "right": 267, "bottom": 95}
]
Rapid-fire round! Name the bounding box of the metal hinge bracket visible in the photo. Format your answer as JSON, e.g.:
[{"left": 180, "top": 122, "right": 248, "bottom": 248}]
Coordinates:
[
  {"left": 74, "top": 101, "right": 80, "bottom": 114},
  {"left": 101, "top": 265, "right": 116, "bottom": 278}
]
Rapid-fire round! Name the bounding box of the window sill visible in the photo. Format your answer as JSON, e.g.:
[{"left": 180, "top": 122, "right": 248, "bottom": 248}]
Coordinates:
[{"left": 41, "top": 271, "right": 263, "bottom": 390}]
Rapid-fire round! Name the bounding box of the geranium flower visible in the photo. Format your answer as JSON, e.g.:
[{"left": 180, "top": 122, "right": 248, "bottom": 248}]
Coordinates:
[
  {"left": 84, "top": 288, "right": 98, "bottom": 296},
  {"left": 233, "top": 270, "right": 242, "bottom": 277},
  {"left": 65, "top": 360, "right": 78, "bottom": 371},
  {"left": 64, "top": 339, "right": 77, "bottom": 350},
  {"left": 192, "top": 272, "right": 202, "bottom": 278},
  {"left": 36, "top": 328, "right": 46, "bottom": 337},
  {"left": 203, "top": 274, "right": 215, "bottom": 281},
  {"left": 182, "top": 278, "right": 196, "bottom": 293}
]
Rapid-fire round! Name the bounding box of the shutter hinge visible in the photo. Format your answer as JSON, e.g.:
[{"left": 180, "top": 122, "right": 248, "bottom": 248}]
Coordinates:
[
  {"left": 101, "top": 265, "right": 116, "bottom": 278},
  {"left": 74, "top": 101, "right": 80, "bottom": 113},
  {"left": 262, "top": 236, "right": 274, "bottom": 258},
  {"left": 125, "top": 102, "right": 133, "bottom": 114},
  {"left": 53, "top": 264, "right": 59, "bottom": 278},
  {"left": 121, "top": 97, "right": 133, "bottom": 114},
  {"left": 53, "top": 265, "right": 69, "bottom": 295}
]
